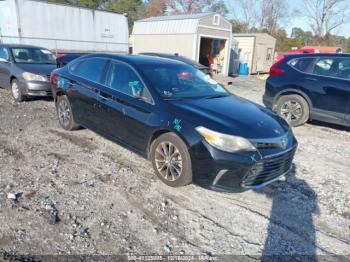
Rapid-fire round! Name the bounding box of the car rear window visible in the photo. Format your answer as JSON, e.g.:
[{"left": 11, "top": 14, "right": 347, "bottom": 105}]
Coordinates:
[
  {"left": 288, "top": 58, "right": 313, "bottom": 72},
  {"left": 70, "top": 58, "right": 108, "bottom": 84}
]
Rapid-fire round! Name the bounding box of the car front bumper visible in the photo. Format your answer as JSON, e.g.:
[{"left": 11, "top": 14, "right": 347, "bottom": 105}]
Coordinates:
[
  {"left": 191, "top": 134, "right": 298, "bottom": 191},
  {"left": 19, "top": 80, "right": 52, "bottom": 97}
]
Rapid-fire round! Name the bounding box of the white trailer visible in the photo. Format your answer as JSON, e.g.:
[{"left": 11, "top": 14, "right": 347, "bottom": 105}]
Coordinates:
[{"left": 0, "top": 0, "right": 129, "bottom": 54}]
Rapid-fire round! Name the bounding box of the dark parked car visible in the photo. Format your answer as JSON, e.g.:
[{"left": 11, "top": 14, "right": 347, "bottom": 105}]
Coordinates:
[
  {"left": 56, "top": 53, "right": 87, "bottom": 68},
  {"left": 264, "top": 53, "right": 350, "bottom": 127},
  {"left": 0, "top": 44, "right": 56, "bottom": 101},
  {"left": 140, "top": 52, "right": 212, "bottom": 76},
  {"left": 51, "top": 54, "right": 297, "bottom": 190}
]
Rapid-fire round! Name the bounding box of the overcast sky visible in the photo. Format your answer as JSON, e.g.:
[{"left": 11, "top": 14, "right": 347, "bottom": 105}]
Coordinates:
[{"left": 226, "top": 0, "right": 350, "bottom": 38}]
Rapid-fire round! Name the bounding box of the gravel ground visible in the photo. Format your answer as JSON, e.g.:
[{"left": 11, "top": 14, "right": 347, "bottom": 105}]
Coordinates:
[{"left": 0, "top": 76, "right": 350, "bottom": 259}]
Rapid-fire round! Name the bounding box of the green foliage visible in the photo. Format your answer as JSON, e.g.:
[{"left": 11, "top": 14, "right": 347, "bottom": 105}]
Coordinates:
[
  {"left": 107, "top": 0, "right": 144, "bottom": 31},
  {"left": 48, "top": 0, "right": 109, "bottom": 9},
  {"left": 291, "top": 28, "right": 313, "bottom": 46}
]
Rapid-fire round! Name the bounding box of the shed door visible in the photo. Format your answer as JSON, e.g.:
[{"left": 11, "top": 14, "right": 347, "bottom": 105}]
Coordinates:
[
  {"left": 256, "top": 43, "right": 266, "bottom": 72},
  {"left": 256, "top": 43, "right": 273, "bottom": 73}
]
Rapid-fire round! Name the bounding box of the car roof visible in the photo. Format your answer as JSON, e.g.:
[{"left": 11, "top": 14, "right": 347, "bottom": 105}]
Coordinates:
[
  {"left": 0, "top": 43, "right": 51, "bottom": 49},
  {"left": 282, "top": 53, "right": 350, "bottom": 59},
  {"left": 57, "top": 53, "right": 85, "bottom": 60},
  {"left": 140, "top": 52, "right": 207, "bottom": 68},
  {"left": 77, "top": 53, "right": 188, "bottom": 67},
  {"left": 141, "top": 52, "right": 179, "bottom": 58}
]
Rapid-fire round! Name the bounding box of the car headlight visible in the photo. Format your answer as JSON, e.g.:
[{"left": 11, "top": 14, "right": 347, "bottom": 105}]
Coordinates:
[
  {"left": 22, "top": 72, "right": 47, "bottom": 82},
  {"left": 196, "top": 126, "right": 256, "bottom": 153}
]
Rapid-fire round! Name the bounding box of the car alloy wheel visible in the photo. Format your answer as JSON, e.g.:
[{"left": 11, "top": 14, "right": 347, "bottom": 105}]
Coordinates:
[
  {"left": 154, "top": 141, "right": 183, "bottom": 182},
  {"left": 280, "top": 100, "right": 302, "bottom": 123},
  {"left": 58, "top": 99, "right": 71, "bottom": 128}
]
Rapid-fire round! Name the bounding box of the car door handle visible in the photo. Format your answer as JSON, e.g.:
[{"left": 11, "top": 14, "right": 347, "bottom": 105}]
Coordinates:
[
  {"left": 99, "top": 94, "right": 108, "bottom": 101},
  {"left": 306, "top": 77, "right": 317, "bottom": 82},
  {"left": 98, "top": 92, "right": 110, "bottom": 101}
]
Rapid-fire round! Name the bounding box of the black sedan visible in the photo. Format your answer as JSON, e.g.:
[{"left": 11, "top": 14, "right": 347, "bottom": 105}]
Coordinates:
[
  {"left": 264, "top": 53, "right": 350, "bottom": 127},
  {"left": 0, "top": 44, "right": 56, "bottom": 101},
  {"left": 51, "top": 54, "right": 297, "bottom": 190}
]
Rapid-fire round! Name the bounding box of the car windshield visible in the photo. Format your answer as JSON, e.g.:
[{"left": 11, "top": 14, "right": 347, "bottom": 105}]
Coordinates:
[
  {"left": 141, "top": 64, "right": 229, "bottom": 99},
  {"left": 11, "top": 48, "right": 56, "bottom": 64}
]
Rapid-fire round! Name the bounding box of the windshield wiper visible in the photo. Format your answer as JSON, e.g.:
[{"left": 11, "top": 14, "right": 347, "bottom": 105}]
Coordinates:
[{"left": 202, "top": 94, "right": 228, "bottom": 99}]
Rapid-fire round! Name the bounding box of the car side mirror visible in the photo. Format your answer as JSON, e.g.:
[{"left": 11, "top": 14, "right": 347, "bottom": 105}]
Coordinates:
[{"left": 0, "top": 58, "right": 9, "bottom": 63}]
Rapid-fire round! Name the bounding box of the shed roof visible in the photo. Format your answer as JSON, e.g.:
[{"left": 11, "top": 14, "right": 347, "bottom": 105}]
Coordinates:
[
  {"left": 137, "top": 12, "right": 215, "bottom": 22},
  {"left": 132, "top": 12, "right": 228, "bottom": 35}
]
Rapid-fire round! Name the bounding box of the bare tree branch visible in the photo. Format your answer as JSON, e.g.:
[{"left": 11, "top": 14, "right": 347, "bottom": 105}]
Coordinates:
[
  {"left": 302, "top": 0, "right": 348, "bottom": 42},
  {"left": 167, "top": 0, "right": 212, "bottom": 14}
]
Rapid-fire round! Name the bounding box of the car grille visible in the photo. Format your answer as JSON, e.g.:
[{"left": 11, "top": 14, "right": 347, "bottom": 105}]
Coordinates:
[
  {"left": 242, "top": 147, "right": 296, "bottom": 188},
  {"left": 38, "top": 74, "right": 51, "bottom": 81}
]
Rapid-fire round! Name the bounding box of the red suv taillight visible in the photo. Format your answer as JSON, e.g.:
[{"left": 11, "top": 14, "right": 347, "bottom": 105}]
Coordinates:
[{"left": 269, "top": 56, "right": 285, "bottom": 76}]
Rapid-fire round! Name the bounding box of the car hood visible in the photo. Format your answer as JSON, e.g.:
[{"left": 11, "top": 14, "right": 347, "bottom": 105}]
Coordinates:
[
  {"left": 169, "top": 95, "right": 290, "bottom": 139},
  {"left": 16, "top": 63, "right": 57, "bottom": 75}
]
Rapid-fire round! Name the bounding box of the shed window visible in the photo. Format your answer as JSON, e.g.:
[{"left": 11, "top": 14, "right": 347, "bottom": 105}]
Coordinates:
[{"left": 213, "top": 15, "right": 220, "bottom": 25}]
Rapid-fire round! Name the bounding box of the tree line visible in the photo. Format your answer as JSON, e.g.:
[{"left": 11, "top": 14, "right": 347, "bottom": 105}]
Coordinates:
[{"left": 49, "top": 0, "right": 350, "bottom": 52}]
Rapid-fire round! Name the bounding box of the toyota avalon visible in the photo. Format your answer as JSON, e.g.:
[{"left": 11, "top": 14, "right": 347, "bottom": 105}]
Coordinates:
[{"left": 51, "top": 54, "right": 297, "bottom": 190}]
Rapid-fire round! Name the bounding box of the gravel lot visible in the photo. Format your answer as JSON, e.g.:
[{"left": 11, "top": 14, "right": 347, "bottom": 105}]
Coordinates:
[{"left": 0, "top": 76, "right": 349, "bottom": 259}]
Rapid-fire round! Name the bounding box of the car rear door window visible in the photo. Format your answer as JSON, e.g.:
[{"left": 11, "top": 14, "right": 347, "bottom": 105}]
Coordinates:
[
  {"left": 311, "top": 57, "right": 350, "bottom": 80},
  {"left": 312, "top": 58, "right": 335, "bottom": 77},
  {"left": 70, "top": 58, "right": 108, "bottom": 84},
  {"left": 337, "top": 58, "right": 350, "bottom": 80},
  {"left": 289, "top": 58, "right": 313, "bottom": 72},
  {"left": 106, "top": 62, "right": 152, "bottom": 103}
]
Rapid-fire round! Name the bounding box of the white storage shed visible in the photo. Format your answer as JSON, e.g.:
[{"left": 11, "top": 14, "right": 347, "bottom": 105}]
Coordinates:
[
  {"left": 232, "top": 33, "right": 276, "bottom": 74},
  {"left": 132, "top": 13, "right": 232, "bottom": 76}
]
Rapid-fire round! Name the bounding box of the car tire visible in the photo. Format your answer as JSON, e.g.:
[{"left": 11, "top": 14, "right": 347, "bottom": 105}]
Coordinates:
[
  {"left": 56, "top": 95, "right": 80, "bottom": 131},
  {"left": 11, "top": 79, "right": 25, "bottom": 102},
  {"left": 275, "top": 94, "right": 309, "bottom": 127},
  {"left": 150, "top": 133, "right": 192, "bottom": 187}
]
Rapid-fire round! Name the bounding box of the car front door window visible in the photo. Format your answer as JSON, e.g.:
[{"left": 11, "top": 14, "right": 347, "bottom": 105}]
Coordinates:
[
  {"left": 0, "top": 48, "right": 9, "bottom": 61},
  {"left": 107, "top": 62, "right": 152, "bottom": 103}
]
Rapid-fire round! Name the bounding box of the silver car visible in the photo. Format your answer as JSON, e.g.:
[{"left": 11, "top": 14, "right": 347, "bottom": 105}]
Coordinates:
[{"left": 0, "top": 44, "right": 56, "bottom": 102}]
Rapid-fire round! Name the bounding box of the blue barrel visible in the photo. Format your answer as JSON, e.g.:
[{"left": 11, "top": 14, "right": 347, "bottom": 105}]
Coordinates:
[{"left": 239, "top": 63, "right": 248, "bottom": 75}]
